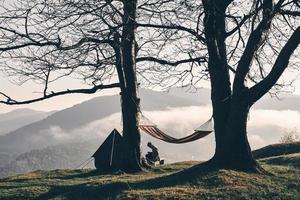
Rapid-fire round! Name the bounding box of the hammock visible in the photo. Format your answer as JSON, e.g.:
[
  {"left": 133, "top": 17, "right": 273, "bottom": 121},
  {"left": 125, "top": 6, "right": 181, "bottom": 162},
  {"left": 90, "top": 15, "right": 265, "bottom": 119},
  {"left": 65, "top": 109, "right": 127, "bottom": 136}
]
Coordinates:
[{"left": 139, "top": 114, "right": 213, "bottom": 144}]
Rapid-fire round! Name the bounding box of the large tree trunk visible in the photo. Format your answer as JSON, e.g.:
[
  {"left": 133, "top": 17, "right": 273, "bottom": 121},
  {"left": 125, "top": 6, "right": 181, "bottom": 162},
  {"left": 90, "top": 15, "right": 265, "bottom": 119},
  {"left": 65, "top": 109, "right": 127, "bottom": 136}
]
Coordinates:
[
  {"left": 119, "top": 0, "right": 142, "bottom": 172},
  {"left": 202, "top": 0, "right": 260, "bottom": 172},
  {"left": 212, "top": 91, "right": 259, "bottom": 171},
  {"left": 120, "top": 92, "right": 142, "bottom": 172}
]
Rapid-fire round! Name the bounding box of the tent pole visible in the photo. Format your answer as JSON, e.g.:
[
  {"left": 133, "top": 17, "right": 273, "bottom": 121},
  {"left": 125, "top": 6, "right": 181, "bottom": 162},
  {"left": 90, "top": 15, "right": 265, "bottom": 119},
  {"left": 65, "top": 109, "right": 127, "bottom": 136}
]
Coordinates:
[{"left": 109, "top": 129, "right": 116, "bottom": 166}]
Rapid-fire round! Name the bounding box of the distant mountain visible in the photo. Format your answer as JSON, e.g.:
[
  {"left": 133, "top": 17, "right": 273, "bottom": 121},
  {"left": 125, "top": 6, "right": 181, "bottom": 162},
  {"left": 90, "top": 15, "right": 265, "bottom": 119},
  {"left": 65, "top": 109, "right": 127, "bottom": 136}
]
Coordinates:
[
  {"left": 0, "top": 108, "right": 42, "bottom": 119},
  {"left": 0, "top": 89, "right": 206, "bottom": 155},
  {"left": 166, "top": 87, "right": 211, "bottom": 105},
  {"left": 0, "top": 88, "right": 212, "bottom": 177},
  {"left": 0, "top": 109, "right": 54, "bottom": 136},
  {"left": 0, "top": 142, "right": 97, "bottom": 177},
  {"left": 0, "top": 130, "right": 214, "bottom": 178},
  {"left": 1, "top": 88, "right": 300, "bottom": 177},
  {"left": 1, "top": 88, "right": 299, "bottom": 155}
]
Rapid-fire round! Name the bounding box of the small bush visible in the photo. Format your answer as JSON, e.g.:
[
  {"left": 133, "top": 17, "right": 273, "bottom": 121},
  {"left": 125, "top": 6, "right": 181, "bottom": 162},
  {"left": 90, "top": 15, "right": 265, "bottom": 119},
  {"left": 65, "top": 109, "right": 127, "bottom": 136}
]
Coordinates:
[{"left": 280, "top": 128, "right": 299, "bottom": 144}]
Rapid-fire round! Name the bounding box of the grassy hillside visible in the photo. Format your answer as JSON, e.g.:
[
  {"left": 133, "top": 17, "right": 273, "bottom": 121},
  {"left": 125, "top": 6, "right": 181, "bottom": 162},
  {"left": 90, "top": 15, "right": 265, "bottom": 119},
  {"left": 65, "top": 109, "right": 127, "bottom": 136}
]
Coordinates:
[
  {"left": 253, "top": 142, "right": 300, "bottom": 159},
  {"left": 1, "top": 142, "right": 300, "bottom": 200},
  {"left": 259, "top": 153, "right": 300, "bottom": 169},
  {"left": 0, "top": 161, "right": 300, "bottom": 199}
]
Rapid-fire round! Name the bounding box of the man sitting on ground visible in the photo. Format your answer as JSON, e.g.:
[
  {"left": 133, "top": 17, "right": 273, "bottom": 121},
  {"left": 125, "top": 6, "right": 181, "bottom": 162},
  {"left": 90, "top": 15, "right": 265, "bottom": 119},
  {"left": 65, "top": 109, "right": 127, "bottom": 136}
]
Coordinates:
[{"left": 145, "top": 142, "right": 160, "bottom": 165}]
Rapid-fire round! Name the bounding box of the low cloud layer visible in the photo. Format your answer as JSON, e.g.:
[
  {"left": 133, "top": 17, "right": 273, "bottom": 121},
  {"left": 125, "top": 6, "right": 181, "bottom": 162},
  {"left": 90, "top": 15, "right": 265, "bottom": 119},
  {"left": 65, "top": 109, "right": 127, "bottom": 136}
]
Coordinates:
[
  {"left": 248, "top": 109, "right": 300, "bottom": 149},
  {"left": 34, "top": 106, "right": 300, "bottom": 162}
]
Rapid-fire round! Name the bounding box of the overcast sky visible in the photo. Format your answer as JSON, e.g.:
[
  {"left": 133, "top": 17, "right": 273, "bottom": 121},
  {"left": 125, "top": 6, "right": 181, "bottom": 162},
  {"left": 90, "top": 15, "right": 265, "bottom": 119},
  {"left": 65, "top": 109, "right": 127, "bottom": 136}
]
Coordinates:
[
  {"left": 0, "top": 0, "right": 299, "bottom": 114},
  {"left": 0, "top": 74, "right": 121, "bottom": 113},
  {"left": 1, "top": 72, "right": 300, "bottom": 114}
]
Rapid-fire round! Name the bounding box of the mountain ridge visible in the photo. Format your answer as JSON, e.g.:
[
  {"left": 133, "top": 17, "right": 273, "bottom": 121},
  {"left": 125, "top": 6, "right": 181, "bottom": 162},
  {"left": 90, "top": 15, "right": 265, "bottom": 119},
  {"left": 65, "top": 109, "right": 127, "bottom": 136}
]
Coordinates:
[
  {"left": 0, "top": 108, "right": 55, "bottom": 136},
  {"left": 0, "top": 89, "right": 208, "bottom": 154}
]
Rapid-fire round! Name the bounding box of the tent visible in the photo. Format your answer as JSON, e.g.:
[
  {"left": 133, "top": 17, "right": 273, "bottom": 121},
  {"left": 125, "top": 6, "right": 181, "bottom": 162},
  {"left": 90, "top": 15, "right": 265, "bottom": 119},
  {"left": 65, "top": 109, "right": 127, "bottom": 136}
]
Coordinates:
[
  {"left": 92, "top": 129, "right": 125, "bottom": 171},
  {"left": 88, "top": 115, "right": 213, "bottom": 171}
]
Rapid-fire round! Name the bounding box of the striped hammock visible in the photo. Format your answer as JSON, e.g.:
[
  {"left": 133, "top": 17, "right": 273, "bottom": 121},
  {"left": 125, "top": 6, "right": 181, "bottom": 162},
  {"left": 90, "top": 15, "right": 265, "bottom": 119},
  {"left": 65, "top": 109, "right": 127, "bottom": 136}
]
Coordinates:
[{"left": 139, "top": 115, "right": 213, "bottom": 144}]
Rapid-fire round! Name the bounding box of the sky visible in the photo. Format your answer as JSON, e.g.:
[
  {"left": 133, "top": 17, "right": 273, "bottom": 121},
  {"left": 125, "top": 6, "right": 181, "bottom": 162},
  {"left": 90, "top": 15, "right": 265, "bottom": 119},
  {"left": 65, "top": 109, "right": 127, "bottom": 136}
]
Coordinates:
[
  {"left": 0, "top": 0, "right": 299, "bottom": 114},
  {"left": 0, "top": 75, "right": 121, "bottom": 113},
  {"left": 1, "top": 73, "right": 300, "bottom": 114}
]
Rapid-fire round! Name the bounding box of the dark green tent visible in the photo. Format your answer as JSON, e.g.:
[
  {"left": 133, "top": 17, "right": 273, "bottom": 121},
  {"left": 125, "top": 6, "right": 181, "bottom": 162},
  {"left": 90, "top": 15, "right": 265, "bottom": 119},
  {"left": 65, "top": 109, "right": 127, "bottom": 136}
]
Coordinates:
[{"left": 92, "top": 129, "right": 125, "bottom": 171}]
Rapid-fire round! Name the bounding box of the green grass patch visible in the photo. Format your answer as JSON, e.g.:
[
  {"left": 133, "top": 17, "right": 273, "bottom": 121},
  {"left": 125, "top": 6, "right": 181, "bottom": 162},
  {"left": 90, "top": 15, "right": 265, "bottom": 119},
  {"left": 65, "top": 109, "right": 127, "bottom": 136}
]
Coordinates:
[
  {"left": 253, "top": 142, "right": 300, "bottom": 159},
  {"left": 259, "top": 153, "right": 300, "bottom": 169}
]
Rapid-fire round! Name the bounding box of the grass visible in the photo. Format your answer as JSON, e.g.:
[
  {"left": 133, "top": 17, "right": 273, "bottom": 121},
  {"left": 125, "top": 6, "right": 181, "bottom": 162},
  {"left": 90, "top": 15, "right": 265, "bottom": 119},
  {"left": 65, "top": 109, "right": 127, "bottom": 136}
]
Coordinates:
[
  {"left": 253, "top": 142, "right": 300, "bottom": 159},
  {"left": 259, "top": 153, "right": 300, "bottom": 169},
  {"left": 1, "top": 143, "right": 300, "bottom": 200},
  {"left": 0, "top": 161, "right": 300, "bottom": 200}
]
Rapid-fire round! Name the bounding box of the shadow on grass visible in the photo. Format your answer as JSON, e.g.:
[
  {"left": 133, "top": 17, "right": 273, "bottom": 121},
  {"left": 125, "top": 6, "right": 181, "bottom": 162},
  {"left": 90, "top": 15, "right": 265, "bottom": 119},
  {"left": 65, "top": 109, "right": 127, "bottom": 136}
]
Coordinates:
[
  {"left": 132, "top": 160, "right": 215, "bottom": 189},
  {"left": 54, "top": 170, "right": 108, "bottom": 180},
  {"left": 37, "top": 181, "right": 129, "bottom": 200},
  {"left": 46, "top": 168, "right": 129, "bottom": 180},
  {"left": 37, "top": 161, "right": 215, "bottom": 200}
]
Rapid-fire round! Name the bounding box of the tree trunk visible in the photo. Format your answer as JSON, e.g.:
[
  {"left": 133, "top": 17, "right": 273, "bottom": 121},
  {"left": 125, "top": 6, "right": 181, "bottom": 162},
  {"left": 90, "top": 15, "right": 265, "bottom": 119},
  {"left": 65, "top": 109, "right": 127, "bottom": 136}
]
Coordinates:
[
  {"left": 212, "top": 91, "right": 259, "bottom": 172},
  {"left": 119, "top": 0, "right": 142, "bottom": 172},
  {"left": 202, "top": 1, "right": 261, "bottom": 172},
  {"left": 120, "top": 92, "right": 142, "bottom": 172},
  {"left": 202, "top": 0, "right": 232, "bottom": 165}
]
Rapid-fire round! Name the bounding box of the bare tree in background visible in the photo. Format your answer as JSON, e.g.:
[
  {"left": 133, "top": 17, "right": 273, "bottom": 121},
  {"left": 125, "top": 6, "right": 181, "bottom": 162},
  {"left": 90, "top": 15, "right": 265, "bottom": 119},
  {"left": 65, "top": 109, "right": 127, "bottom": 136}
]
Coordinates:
[
  {"left": 135, "top": 0, "right": 300, "bottom": 172},
  {"left": 280, "top": 128, "right": 299, "bottom": 143},
  {"left": 0, "top": 0, "right": 144, "bottom": 171}
]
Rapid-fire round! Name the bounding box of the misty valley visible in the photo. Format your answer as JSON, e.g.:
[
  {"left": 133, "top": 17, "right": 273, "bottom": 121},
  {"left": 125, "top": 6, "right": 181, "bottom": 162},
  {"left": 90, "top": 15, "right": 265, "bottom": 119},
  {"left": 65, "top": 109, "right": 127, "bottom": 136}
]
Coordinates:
[{"left": 1, "top": 88, "right": 300, "bottom": 178}]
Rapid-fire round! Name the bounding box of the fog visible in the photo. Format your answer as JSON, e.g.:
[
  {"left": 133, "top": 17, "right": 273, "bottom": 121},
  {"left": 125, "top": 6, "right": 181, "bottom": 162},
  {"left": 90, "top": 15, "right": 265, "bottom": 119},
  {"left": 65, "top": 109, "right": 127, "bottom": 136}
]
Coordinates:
[{"left": 38, "top": 106, "right": 300, "bottom": 162}]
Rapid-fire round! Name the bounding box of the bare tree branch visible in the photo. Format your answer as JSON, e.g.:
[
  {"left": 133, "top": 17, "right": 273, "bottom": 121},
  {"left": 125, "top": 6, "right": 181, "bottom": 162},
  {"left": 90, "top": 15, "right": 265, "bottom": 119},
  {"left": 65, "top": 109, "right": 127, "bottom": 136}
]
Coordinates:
[
  {"left": 233, "top": 0, "right": 274, "bottom": 92},
  {"left": 249, "top": 27, "right": 300, "bottom": 104},
  {"left": 0, "top": 83, "right": 120, "bottom": 105},
  {"left": 137, "top": 23, "right": 206, "bottom": 43},
  {"left": 136, "top": 56, "right": 207, "bottom": 66},
  {"left": 279, "top": 9, "right": 300, "bottom": 16}
]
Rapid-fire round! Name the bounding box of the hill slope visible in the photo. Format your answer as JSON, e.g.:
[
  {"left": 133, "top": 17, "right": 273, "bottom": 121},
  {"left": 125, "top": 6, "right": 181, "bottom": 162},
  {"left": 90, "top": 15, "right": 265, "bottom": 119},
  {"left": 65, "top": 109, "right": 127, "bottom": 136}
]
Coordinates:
[
  {"left": 1, "top": 142, "right": 300, "bottom": 199},
  {"left": 253, "top": 142, "right": 300, "bottom": 159},
  {"left": 0, "top": 142, "right": 96, "bottom": 178},
  {"left": 259, "top": 153, "right": 300, "bottom": 169},
  {"left": 253, "top": 142, "right": 300, "bottom": 169},
  {"left": 2, "top": 88, "right": 300, "bottom": 155},
  {"left": 0, "top": 89, "right": 208, "bottom": 154},
  {"left": 1, "top": 88, "right": 300, "bottom": 180},
  {"left": 0, "top": 161, "right": 299, "bottom": 200},
  {"left": 0, "top": 88, "right": 211, "bottom": 176},
  {"left": 0, "top": 109, "right": 53, "bottom": 136}
]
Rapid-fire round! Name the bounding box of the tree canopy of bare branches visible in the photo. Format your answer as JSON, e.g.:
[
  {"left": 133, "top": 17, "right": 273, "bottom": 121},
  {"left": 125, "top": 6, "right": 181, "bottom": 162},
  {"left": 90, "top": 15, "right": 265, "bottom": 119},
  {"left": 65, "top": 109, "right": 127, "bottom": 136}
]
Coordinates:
[
  {"left": 134, "top": 0, "right": 300, "bottom": 171},
  {"left": 0, "top": 0, "right": 299, "bottom": 172}
]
